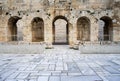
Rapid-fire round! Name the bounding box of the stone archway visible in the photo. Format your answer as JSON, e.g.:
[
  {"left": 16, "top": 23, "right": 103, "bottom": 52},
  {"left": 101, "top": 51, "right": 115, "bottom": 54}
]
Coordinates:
[
  {"left": 53, "top": 16, "right": 69, "bottom": 44},
  {"left": 77, "top": 17, "right": 90, "bottom": 41},
  {"left": 8, "top": 16, "right": 21, "bottom": 41},
  {"left": 31, "top": 17, "right": 44, "bottom": 42},
  {"left": 99, "top": 16, "right": 113, "bottom": 41}
]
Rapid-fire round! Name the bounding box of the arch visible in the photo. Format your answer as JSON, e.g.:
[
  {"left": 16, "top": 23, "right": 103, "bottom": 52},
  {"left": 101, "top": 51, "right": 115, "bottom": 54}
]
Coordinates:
[
  {"left": 99, "top": 16, "right": 113, "bottom": 41},
  {"left": 52, "top": 16, "right": 69, "bottom": 44},
  {"left": 31, "top": 17, "right": 44, "bottom": 42},
  {"left": 8, "top": 16, "right": 21, "bottom": 41},
  {"left": 77, "top": 16, "right": 90, "bottom": 41},
  {"left": 52, "top": 16, "right": 68, "bottom": 25}
]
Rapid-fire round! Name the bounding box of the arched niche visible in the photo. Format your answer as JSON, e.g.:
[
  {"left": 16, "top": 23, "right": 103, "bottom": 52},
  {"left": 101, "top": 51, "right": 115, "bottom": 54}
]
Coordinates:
[
  {"left": 77, "top": 17, "right": 90, "bottom": 41},
  {"left": 31, "top": 17, "right": 44, "bottom": 42},
  {"left": 8, "top": 16, "right": 21, "bottom": 41},
  {"left": 52, "top": 16, "right": 69, "bottom": 44},
  {"left": 99, "top": 16, "right": 113, "bottom": 41}
]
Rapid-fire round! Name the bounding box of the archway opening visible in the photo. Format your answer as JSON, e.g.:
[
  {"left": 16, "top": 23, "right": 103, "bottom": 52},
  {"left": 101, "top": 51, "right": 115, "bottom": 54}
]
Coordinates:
[
  {"left": 99, "top": 16, "right": 113, "bottom": 41},
  {"left": 8, "top": 16, "right": 21, "bottom": 41},
  {"left": 31, "top": 17, "right": 44, "bottom": 42},
  {"left": 77, "top": 17, "right": 90, "bottom": 41},
  {"left": 53, "top": 16, "right": 69, "bottom": 44}
]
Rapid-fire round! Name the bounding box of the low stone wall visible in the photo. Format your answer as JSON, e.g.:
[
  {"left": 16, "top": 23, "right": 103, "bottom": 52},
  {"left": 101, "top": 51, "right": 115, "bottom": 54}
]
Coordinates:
[
  {"left": 1, "top": 42, "right": 120, "bottom": 54},
  {"left": 0, "top": 44, "right": 45, "bottom": 54},
  {"left": 79, "top": 44, "right": 120, "bottom": 54}
]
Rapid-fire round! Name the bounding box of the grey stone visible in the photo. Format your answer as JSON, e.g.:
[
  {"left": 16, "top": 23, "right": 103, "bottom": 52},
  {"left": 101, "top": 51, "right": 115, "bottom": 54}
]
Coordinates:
[
  {"left": 61, "top": 76, "right": 102, "bottom": 81},
  {"left": 49, "top": 76, "right": 60, "bottom": 81},
  {"left": 105, "top": 75, "right": 120, "bottom": 81},
  {"left": 37, "top": 76, "right": 49, "bottom": 81}
]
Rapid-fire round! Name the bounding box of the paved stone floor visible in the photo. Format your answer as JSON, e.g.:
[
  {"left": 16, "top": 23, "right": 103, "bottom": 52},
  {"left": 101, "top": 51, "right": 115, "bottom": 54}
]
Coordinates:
[{"left": 0, "top": 45, "right": 120, "bottom": 81}]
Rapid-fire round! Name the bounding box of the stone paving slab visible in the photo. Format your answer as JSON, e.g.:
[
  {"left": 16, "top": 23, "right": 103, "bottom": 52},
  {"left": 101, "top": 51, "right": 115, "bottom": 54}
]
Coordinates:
[
  {"left": 102, "top": 66, "right": 120, "bottom": 74},
  {"left": 37, "top": 76, "right": 49, "bottom": 81},
  {"left": 61, "top": 75, "right": 102, "bottom": 81},
  {"left": 49, "top": 76, "right": 60, "bottom": 81},
  {"left": 105, "top": 75, "right": 120, "bottom": 81},
  {"left": 0, "top": 45, "right": 120, "bottom": 81}
]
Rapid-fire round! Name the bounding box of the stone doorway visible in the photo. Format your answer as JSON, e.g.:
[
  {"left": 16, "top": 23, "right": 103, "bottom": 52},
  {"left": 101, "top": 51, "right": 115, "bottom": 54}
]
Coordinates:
[
  {"left": 31, "top": 17, "right": 44, "bottom": 42},
  {"left": 99, "top": 16, "right": 113, "bottom": 41},
  {"left": 8, "top": 16, "right": 21, "bottom": 41},
  {"left": 53, "top": 16, "right": 69, "bottom": 44},
  {"left": 77, "top": 17, "right": 90, "bottom": 41}
]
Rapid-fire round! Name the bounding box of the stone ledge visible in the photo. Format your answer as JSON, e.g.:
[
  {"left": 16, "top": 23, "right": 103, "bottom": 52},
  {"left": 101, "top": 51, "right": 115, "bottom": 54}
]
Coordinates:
[{"left": 80, "top": 45, "right": 120, "bottom": 54}]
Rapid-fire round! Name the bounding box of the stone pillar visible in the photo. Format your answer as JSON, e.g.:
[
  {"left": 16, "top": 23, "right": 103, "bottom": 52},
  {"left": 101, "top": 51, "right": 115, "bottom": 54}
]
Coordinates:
[
  {"left": 44, "top": 20, "right": 53, "bottom": 43},
  {"left": 44, "top": 19, "right": 53, "bottom": 49},
  {"left": 69, "top": 22, "right": 77, "bottom": 47},
  {"left": 69, "top": 23, "right": 73, "bottom": 45},
  {"left": 1, "top": 17, "right": 9, "bottom": 42},
  {"left": 23, "top": 17, "right": 32, "bottom": 42},
  {"left": 113, "top": 26, "right": 120, "bottom": 42},
  {"left": 90, "top": 19, "right": 99, "bottom": 41}
]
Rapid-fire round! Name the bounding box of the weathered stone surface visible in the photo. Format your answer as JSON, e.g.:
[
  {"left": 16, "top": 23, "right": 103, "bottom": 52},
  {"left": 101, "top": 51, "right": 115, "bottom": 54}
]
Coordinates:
[
  {"left": 0, "top": 45, "right": 120, "bottom": 81},
  {"left": 0, "top": 0, "right": 120, "bottom": 45}
]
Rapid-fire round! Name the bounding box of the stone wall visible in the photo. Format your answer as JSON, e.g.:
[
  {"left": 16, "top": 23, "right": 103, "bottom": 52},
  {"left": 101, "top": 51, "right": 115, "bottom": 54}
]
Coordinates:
[
  {"left": 0, "top": 0, "right": 120, "bottom": 45},
  {"left": 113, "top": 0, "right": 120, "bottom": 41}
]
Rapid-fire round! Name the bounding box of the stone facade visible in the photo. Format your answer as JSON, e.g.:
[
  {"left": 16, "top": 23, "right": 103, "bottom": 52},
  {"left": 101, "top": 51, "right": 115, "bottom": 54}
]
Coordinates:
[{"left": 0, "top": 0, "right": 120, "bottom": 45}]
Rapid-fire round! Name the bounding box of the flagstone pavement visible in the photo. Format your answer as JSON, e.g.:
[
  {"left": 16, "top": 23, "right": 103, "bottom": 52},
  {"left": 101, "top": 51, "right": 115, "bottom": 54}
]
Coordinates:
[{"left": 0, "top": 45, "right": 120, "bottom": 81}]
